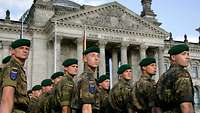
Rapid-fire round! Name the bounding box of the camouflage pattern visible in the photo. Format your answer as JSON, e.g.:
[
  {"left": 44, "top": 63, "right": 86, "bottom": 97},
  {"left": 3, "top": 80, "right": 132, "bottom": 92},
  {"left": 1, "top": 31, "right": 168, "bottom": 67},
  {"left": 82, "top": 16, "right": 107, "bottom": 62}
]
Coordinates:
[
  {"left": 99, "top": 88, "right": 109, "bottom": 113},
  {"left": 132, "top": 74, "right": 157, "bottom": 113},
  {"left": 156, "top": 64, "right": 194, "bottom": 113},
  {"left": 72, "top": 66, "right": 100, "bottom": 113},
  {"left": 28, "top": 97, "right": 41, "bottom": 113},
  {"left": 109, "top": 78, "right": 133, "bottom": 113},
  {"left": 0, "top": 58, "right": 30, "bottom": 112},
  {"left": 39, "top": 92, "right": 52, "bottom": 113},
  {"left": 52, "top": 72, "right": 75, "bottom": 112}
]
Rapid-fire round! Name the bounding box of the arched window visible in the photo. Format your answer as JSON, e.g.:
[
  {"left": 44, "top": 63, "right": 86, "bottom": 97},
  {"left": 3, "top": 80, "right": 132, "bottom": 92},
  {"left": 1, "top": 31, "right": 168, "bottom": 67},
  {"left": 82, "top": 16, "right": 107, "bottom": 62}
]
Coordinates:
[
  {"left": 164, "top": 58, "right": 169, "bottom": 72},
  {"left": 191, "top": 62, "right": 199, "bottom": 78}
]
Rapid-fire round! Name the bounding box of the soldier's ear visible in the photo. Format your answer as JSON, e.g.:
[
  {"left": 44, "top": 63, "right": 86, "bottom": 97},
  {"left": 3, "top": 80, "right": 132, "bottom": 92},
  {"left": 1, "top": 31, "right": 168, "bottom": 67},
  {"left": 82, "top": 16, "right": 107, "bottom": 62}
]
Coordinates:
[
  {"left": 83, "top": 55, "right": 87, "bottom": 62},
  {"left": 171, "top": 55, "right": 176, "bottom": 61}
]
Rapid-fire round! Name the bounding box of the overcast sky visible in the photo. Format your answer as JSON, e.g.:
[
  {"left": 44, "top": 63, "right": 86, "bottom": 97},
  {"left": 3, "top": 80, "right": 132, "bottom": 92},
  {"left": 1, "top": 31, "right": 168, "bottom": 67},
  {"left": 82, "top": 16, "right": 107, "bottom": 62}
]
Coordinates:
[{"left": 0, "top": 0, "right": 199, "bottom": 42}]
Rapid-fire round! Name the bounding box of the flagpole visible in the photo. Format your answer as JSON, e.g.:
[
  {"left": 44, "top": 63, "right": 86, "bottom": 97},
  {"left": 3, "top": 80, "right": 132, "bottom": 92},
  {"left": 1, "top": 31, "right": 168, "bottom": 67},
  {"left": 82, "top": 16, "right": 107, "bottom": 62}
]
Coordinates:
[
  {"left": 54, "top": 20, "right": 57, "bottom": 72},
  {"left": 83, "top": 25, "right": 87, "bottom": 51}
]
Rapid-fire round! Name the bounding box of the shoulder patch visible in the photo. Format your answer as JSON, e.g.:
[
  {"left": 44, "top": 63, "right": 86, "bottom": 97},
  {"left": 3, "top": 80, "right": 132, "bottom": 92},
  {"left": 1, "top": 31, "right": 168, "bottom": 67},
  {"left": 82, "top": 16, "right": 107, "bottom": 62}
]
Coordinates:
[
  {"left": 88, "top": 80, "right": 96, "bottom": 94},
  {"left": 10, "top": 68, "right": 18, "bottom": 80},
  {"left": 177, "top": 72, "right": 190, "bottom": 78}
]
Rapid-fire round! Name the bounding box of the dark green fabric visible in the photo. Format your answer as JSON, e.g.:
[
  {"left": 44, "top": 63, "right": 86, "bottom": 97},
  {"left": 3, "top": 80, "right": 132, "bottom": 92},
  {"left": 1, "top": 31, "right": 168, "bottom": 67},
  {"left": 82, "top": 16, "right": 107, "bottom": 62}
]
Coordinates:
[
  {"left": 2, "top": 55, "right": 11, "bottom": 64},
  {"left": 97, "top": 74, "right": 110, "bottom": 83},
  {"left": 51, "top": 71, "right": 64, "bottom": 80},
  {"left": 32, "top": 85, "right": 42, "bottom": 91},
  {"left": 168, "top": 44, "right": 189, "bottom": 55},
  {"left": 62, "top": 58, "right": 78, "bottom": 67},
  {"left": 11, "top": 39, "right": 31, "bottom": 49},
  {"left": 139, "top": 57, "right": 156, "bottom": 67},
  {"left": 41, "top": 79, "right": 53, "bottom": 87},
  {"left": 82, "top": 46, "right": 100, "bottom": 55},
  {"left": 117, "top": 64, "right": 132, "bottom": 74}
]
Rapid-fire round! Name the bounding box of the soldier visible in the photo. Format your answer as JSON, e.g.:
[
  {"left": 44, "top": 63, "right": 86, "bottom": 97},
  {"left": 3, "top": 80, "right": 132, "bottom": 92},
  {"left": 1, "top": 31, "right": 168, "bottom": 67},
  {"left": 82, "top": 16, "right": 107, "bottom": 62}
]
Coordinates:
[
  {"left": 52, "top": 58, "right": 78, "bottom": 113},
  {"left": 39, "top": 79, "right": 53, "bottom": 113},
  {"left": 72, "top": 46, "right": 100, "bottom": 113},
  {"left": 0, "top": 55, "right": 11, "bottom": 100},
  {"left": 51, "top": 71, "right": 64, "bottom": 85},
  {"left": 132, "top": 57, "right": 161, "bottom": 113},
  {"left": 28, "top": 85, "right": 42, "bottom": 113},
  {"left": 0, "top": 55, "right": 11, "bottom": 71},
  {"left": 109, "top": 64, "right": 135, "bottom": 113},
  {"left": 0, "top": 38, "right": 31, "bottom": 113},
  {"left": 96, "top": 74, "right": 110, "bottom": 113},
  {"left": 157, "top": 44, "right": 194, "bottom": 113}
]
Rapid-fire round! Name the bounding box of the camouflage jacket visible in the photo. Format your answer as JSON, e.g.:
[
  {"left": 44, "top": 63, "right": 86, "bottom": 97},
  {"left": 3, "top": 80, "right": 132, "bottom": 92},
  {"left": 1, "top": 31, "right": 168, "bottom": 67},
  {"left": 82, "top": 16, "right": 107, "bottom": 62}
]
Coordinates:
[
  {"left": 99, "top": 88, "right": 109, "bottom": 113},
  {"left": 52, "top": 72, "right": 75, "bottom": 112},
  {"left": 28, "top": 97, "right": 40, "bottom": 113},
  {"left": 156, "top": 64, "right": 194, "bottom": 113},
  {"left": 0, "top": 58, "right": 30, "bottom": 111},
  {"left": 133, "top": 74, "right": 157, "bottom": 113},
  {"left": 109, "top": 78, "right": 133, "bottom": 113},
  {"left": 72, "top": 66, "right": 100, "bottom": 111}
]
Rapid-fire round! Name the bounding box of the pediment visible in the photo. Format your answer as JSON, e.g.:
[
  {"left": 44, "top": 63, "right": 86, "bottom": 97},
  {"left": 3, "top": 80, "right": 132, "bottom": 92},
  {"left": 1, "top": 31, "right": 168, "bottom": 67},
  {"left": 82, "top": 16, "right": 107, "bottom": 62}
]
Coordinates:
[{"left": 53, "top": 2, "right": 168, "bottom": 36}]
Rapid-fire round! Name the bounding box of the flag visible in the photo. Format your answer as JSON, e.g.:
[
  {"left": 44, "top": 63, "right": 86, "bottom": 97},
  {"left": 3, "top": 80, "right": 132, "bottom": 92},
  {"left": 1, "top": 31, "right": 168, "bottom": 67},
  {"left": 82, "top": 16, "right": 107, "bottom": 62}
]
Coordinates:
[{"left": 83, "top": 25, "right": 87, "bottom": 51}]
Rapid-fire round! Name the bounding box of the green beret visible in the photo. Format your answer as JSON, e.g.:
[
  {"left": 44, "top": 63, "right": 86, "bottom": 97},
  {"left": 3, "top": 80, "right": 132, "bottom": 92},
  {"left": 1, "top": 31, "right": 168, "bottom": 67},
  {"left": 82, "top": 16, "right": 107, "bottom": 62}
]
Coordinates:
[
  {"left": 62, "top": 58, "right": 78, "bottom": 67},
  {"left": 168, "top": 44, "right": 189, "bottom": 55},
  {"left": 2, "top": 55, "right": 11, "bottom": 64},
  {"left": 83, "top": 46, "right": 100, "bottom": 55},
  {"left": 117, "top": 64, "right": 132, "bottom": 74},
  {"left": 41, "top": 79, "right": 53, "bottom": 87},
  {"left": 51, "top": 71, "right": 64, "bottom": 80},
  {"left": 97, "top": 74, "right": 110, "bottom": 84},
  {"left": 139, "top": 57, "right": 156, "bottom": 67},
  {"left": 32, "top": 85, "right": 42, "bottom": 91},
  {"left": 11, "top": 39, "right": 31, "bottom": 49}
]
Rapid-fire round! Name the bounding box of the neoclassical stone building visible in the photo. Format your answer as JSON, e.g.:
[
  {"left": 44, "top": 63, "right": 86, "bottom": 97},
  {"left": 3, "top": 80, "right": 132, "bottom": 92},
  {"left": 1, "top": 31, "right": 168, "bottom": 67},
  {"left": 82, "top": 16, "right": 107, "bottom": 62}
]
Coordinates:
[{"left": 0, "top": 0, "right": 200, "bottom": 106}]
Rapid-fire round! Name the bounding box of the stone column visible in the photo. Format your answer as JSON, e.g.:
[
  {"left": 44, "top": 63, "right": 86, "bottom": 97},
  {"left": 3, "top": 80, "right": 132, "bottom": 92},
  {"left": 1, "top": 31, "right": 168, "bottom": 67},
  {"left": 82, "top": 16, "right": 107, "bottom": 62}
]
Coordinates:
[
  {"left": 76, "top": 38, "right": 84, "bottom": 75},
  {"left": 158, "top": 47, "right": 165, "bottom": 76},
  {"left": 121, "top": 42, "right": 129, "bottom": 64},
  {"left": 140, "top": 44, "right": 147, "bottom": 60},
  {"left": 54, "top": 37, "right": 62, "bottom": 72},
  {"left": 99, "top": 40, "right": 107, "bottom": 76},
  {"left": 2, "top": 41, "right": 10, "bottom": 56},
  {"left": 112, "top": 48, "right": 118, "bottom": 86}
]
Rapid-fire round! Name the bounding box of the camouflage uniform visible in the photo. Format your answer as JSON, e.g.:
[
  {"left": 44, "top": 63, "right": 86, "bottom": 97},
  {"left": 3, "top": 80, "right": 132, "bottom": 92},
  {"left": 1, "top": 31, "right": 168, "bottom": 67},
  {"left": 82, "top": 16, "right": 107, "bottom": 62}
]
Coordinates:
[
  {"left": 133, "top": 74, "right": 157, "bottom": 113},
  {"left": 28, "top": 97, "right": 41, "bottom": 113},
  {"left": 98, "top": 88, "right": 109, "bottom": 113},
  {"left": 0, "top": 58, "right": 30, "bottom": 113},
  {"left": 52, "top": 72, "right": 75, "bottom": 113},
  {"left": 72, "top": 66, "right": 100, "bottom": 113},
  {"left": 157, "top": 64, "right": 194, "bottom": 113},
  {"left": 39, "top": 92, "right": 52, "bottom": 113},
  {"left": 109, "top": 78, "right": 133, "bottom": 113}
]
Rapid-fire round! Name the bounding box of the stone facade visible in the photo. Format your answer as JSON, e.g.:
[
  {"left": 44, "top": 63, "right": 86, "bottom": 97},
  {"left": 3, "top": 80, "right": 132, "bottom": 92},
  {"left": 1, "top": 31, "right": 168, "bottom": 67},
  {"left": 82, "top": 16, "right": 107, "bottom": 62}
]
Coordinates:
[{"left": 0, "top": 0, "right": 200, "bottom": 106}]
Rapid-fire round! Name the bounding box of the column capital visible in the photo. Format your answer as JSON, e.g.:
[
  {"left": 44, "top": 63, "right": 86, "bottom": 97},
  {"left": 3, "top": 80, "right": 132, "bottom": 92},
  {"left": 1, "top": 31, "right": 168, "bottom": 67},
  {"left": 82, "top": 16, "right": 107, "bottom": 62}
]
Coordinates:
[
  {"left": 76, "top": 38, "right": 83, "bottom": 44},
  {"left": 140, "top": 44, "right": 148, "bottom": 50},
  {"left": 121, "top": 41, "right": 130, "bottom": 47},
  {"left": 99, "top": 40, "right": 107, "bottom": 47}
]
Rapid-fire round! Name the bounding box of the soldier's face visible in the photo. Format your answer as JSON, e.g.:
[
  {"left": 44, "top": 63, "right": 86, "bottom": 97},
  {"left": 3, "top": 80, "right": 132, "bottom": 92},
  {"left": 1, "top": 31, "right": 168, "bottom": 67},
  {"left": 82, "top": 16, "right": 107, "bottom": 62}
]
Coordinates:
[
  {"left": 143, "top": 63, "right": 157, "bottom": 75},
  {"left": 122, "top": 69, "right": 132, "bottom": 80},
  {"left": 32, "top": 90, "right": 42, "bottom": 98},
  {"left": 42, "top": 85, "right": 53, "bottom": 93},
  {"left": 53, "top": 76, "right": 64, "bottom": 85},
  {"left": 84, "top": 52, "right": 100, "bottom": 68},
  {"left": 65, "top": 64, "right": 79, "bottom": 76},
  {"left": 12, "top": 46, "right": 30, "bottom": 60},
  {"left": 172, "top": 51, "right": 190, "bottom": 67},
  {"left": 99, "top": 79, "right": 110, "bottom": 90}
]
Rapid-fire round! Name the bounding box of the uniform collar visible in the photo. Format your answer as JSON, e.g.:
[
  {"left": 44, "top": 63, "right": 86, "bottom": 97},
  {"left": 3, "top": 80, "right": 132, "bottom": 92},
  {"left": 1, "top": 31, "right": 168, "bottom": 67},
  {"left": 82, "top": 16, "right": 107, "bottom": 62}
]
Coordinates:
[
  {"left": 11, "top": 57, "right": 24, "bottom": 67},
  {"left": 141, "top": 73, "right": 152, "bottom": 81},
  {"left": 64, "top": 71, "right": 74, "bottom": 80}
]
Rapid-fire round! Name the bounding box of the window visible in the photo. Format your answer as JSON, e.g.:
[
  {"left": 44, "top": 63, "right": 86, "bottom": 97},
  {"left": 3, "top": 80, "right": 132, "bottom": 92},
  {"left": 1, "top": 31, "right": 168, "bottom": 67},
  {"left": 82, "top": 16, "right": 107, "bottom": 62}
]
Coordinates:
[{"left": 191, "top": 65, "right": 198, "bottom": 78}]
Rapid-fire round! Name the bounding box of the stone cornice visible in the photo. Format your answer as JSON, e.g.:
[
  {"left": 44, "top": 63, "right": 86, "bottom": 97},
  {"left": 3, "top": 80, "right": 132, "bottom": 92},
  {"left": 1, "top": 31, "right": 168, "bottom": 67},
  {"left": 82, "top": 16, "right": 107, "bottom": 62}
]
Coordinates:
[
  {"left": 54, "top": 21, "right": 167, "bottom": 39},
  {"left": 34, "top": 2, "right": 54, "bottom": 11},
  {"left": 52, "top": 1, "right": 168, "bottom": 36}
]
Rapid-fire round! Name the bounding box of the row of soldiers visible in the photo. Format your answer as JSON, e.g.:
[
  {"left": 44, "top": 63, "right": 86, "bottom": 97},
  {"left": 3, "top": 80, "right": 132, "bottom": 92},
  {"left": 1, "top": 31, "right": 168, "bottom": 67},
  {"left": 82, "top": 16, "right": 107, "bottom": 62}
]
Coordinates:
[{"left": 0, "top": 38, "right": 195, "bottom": 113}]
